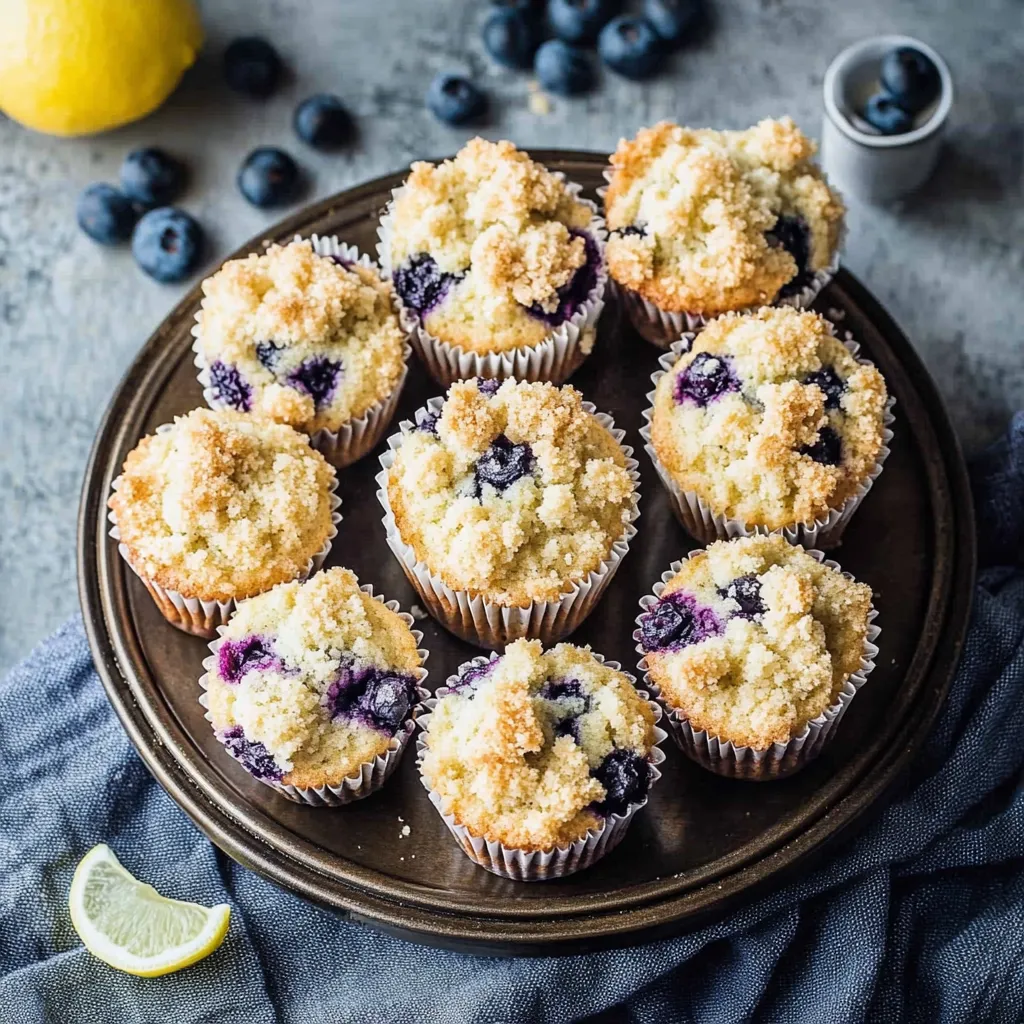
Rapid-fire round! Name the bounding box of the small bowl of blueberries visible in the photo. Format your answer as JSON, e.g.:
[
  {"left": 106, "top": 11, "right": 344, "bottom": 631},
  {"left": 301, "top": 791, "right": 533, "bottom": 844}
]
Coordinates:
[{"left": 821, "top": 35, "right": 953, "bottom": 203}]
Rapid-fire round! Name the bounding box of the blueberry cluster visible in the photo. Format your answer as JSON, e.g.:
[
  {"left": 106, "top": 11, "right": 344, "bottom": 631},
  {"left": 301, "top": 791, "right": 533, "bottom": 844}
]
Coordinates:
[{"left": 861, "top": 47, "right": 941, "bottom": 136}]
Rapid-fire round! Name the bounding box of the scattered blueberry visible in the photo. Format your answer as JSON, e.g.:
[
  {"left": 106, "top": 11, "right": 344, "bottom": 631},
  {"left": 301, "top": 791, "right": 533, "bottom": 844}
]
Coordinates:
[
  {"left": 475, "top": 435, "right": 535, "bottom": 492},
  {"left": 592, "top": 748, "right": 651, "bottom": 815},
  {"left": 285, "top": 355, "right": 342, "bottom": 408},
  {"left": 528, "top": 230, "right": 599, "bottom": 325},
  {"left": 539, "top": 676, "right": 589, "bottom": 704},
  {"left": 224, "top": 37, "right": 283, "bottom": 99},
  {"left": 220, "top": 726, "right": 283, "bottom": 781},
  {"left": 237, "top": 147, "right": 301, "bottom": 208},
  {"left": 804, "top": 367, "right": 845, "bottom": 410},
  {"left": 293, "top": 94, "right": 353, "bottom": 150},
  {"left": 218, "top": 635, "right": 277, "bottom": 683},
  {"left": 879, "top": 46, "right": 940, "bottom": 114},
  {"left": 674, "top": 352, "right": 740, "bottom": 407},
  {"left": 131, "top": 207, "right": 204, "bottom": 283},
  {"left": 426, "top": 73, "right": 487, "bottom": 125},
  {"left": 255, "top": 340, "right": 284, "bottom": 372},
  {"left": 534, "top": 39, "right": 595, "bottom": 96},
  {"left": 76, "top": 184, "right": 137, "bottom": 245},
  {"left": 800, "top": 425, "right": 843, "bottom": 466},
  {"left": 120, "top": 148, "right": 185, "bottom": 208},
  {"left": 599, "top": 16, "right": 664, "bottom": 80},
  {"left": 364, "top": 675, "right": 416, "bottom": 733},
  {"left": 392, "top": 254, "right": 461, "bottom": 316},
  {"left": 326, "top": 662, "right": 417, "bottom": 734},
  {"left": 209, "top": 361, "right": 253, "bottom": 412},
  {"left": 549, "top": 0, "right": 618, "bottom": 44},
  {"left": 415, "top": 409, "right": 440, "bottom": 435},
  {"left": 766, "top": 214, "right": 812, "bottom": 296},
  {"left": 476, "top": 377, "right": 502, "bottom": 396},
  {"left": 643, "top": 0, "right": 702, "bottom": 48},
  {"left": 720, "top": 575, "right": 765, "bottom": 619},
  {"left": 483, "top": 8, "right": 538, "bottom": 69},
  {"left": 639, "top": 591, "right": 722, "bottom": 652},
  {"left": 862, "top": 92, "right": 914, "bottom": 136}
]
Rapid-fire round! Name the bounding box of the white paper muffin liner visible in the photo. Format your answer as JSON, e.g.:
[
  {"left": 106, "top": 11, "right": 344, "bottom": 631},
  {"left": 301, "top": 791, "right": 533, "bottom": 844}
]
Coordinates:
[
  {"left": 415, "top": 650, "right": 668, "bottom": 879},
  {"left": 107, "top": 426, "right": 342, "bottom": 638},
  {"left": 377, "top": 177, "right": 608, "bottom": 386},
  {"left": 197, "top": 583, "right": 429, "bottom": 806},
  {"left": 192, "top": 235, "right": 413, "bottom": 469},
  {"left": 375, "top": 397, "right": 641, "bottom": 649},
  {"left": 641, "top": 330, "right": 896, "bottom": 549},
  {"left": 634, "top": 547, "right": 880, "bottom": 780}
]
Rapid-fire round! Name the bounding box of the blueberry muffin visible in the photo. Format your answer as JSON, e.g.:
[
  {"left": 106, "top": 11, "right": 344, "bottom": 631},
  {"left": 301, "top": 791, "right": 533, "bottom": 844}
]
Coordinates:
[
  {"left": 419, "top": 639, "right": 658, "bottom": 872},
  {"left": 203, "top": 567, "right": 424, "bottom": 802},
  {"left": 648, "top": 306, "right": 888, "bottom": 543},
  {"left": 109, "top": 408, "right": 337, "bottom": 635},
  {"left": 637, "top": 535, "right": 874, "bottom": 775},
  {"left": 604, "top": 118, "right": 844, "bottom": 339}
]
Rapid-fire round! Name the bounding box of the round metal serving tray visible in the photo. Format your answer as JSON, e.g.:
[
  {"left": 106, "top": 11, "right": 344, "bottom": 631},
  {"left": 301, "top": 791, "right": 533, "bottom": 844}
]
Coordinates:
[{"left": 78, "top": 152, "right": 975, "bottom": 955}]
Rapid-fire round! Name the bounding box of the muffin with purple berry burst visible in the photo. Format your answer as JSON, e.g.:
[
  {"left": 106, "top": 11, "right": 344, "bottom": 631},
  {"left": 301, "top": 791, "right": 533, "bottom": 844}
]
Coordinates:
[
  {"left": 635, "top": 535, "right": 877, "bottom": 779},
  {"left": 378, "top": 138, "right": 607, "bottom": 386},
  {"left": 603, "top": 118, "right": 844, "bottom": 346},
  {"left": 378, "top": 377, "right": 640, "bottom": 648},
  {"left": 645, "top": 306, "right": 890, "bottom": 548},
  {"left": 417, "top": 638, "right": 664, "bottom": 879},
  {"left": 192, "top": 238, "right": 408, "bottom": 467},
  {"left": 201, "top": 567, "right": 427, "bottom": 805}
]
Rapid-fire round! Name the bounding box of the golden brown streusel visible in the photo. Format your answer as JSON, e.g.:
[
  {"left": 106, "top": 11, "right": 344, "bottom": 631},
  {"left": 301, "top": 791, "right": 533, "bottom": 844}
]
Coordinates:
[
  {"left": 642, "top": 536, "right": 872, "bottom": 749},
  {"left": 650, "top": 306, "right": 887, "bottom": 530},
  {"left": 604, "top": 119, "right": 845, "bottom": 315},
  {"left": 109, "top": 408, "right": 335, "bottom": 602},
  {"left": 387, "top": 378, "right": 636, "bottom": 605},
  {"left": 420, "top": 639, "right": 655, "bottom": 850}
]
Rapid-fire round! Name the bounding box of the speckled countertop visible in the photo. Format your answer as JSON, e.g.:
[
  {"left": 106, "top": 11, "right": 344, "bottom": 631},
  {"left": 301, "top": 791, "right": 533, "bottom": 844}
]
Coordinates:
[{"left": 1, "top": 0, "right": 1021, "bottom": 671}]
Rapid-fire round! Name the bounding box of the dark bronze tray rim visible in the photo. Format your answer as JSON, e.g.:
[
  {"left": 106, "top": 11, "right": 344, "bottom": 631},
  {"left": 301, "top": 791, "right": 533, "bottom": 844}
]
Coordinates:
[{"left": 77, "top": 153, "right": 976, "bottom": 952}]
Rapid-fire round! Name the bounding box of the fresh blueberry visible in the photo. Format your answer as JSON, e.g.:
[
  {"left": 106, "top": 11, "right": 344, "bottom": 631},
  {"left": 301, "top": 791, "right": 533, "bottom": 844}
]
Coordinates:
[
  {"left": 218, "top": 635, "right": 277, "bottom": 683},
  {"left": 720, "top": 575, "right": 765, "bottom": 619},
  {"left": 326, "top": 662, "right": 417, "bottom": 734},
  {"left": 639, "top": 591, "right": 722, "bottom": 652},
  {"left": 862, "top": 92, "right": 914, "bottom": 136},
  {"left": 674, "top": 352, "right": 740, "bottom": 407},
  {"left": 363, "top": 675, "right": 416, "bottom": 733},
  {"left": 426, "top": 74, "right": 487, "bottom": 125},
  {"left": 285, "top": 355, "right": 342, "bottom": 408},
  {"left": 220, "top": 726, "right": 283, "bottom": 781},
  {"left": 237, "top": 148, "right": 301, "bottom": 208},
  {"left": 592, "top": 748, "right": 651, "bottom": 815},
  {"left": 255, "top": 340, "right": 284, "bottom": 372},
  {"left": 766, "top": 214, "right": 812, "bottom": 296},
  {"left": 392, "top": 254, "right": 461, "bottom": 316},
  {"left": 476, "top": 377, "right": 502, "bottom": 396},
  {"left": 804, "top": 367, "right": 845, "bottom": 410},
  {"left": 800, "top": 425, "right": 843, "bottom": 466},
  {"left": 224, "top": 37, "right": 283, "bottom": 99},
  {"left": 483, "top": 8, "right": 538, "bottom": 69},
  {"left": 599, "top": 16, "right": 664, "bottom": 80},
  {"left": 415, "top": 409, "right": 440, "bottom": 435},
  {"left": 293, "top": 94, "right": 353, "bottom": 150},
  {"left": 534, "top": 39, "right": 595, "bottom": 96},
  {"left": 549, "top": 0, "right": 618, "bottom": 43},
  {"left": 879, "top": 46, "right": 940, "bottom": 115},
  {"left": 475, "top": 435, "right": 535, "bottom": 492},
  {"left": 528, "top": 230, "right": 599, "bottom": 325},
  {"left": 120, "top": 148, "right": 185, "bottom": 208},
  {"left": 208, "top": 361, "right": 253, "bottom": 412},
  {"left": 76, "top": 184, "right": 137, "bottom": 245},
  {"left": 643, "top": 0, "right": 702, "bottom": 48},
  {"left": 131, "top": 207, "right": 204, "bottom": 283}
]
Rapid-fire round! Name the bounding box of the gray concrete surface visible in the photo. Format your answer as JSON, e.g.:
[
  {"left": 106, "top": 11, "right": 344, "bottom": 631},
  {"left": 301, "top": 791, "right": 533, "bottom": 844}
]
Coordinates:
[{"left": 1, "top": 0, "right": 1021, "bottom": 672}]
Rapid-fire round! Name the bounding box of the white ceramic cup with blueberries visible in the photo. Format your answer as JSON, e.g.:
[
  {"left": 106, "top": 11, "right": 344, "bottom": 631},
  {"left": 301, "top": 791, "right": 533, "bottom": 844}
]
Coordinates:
[{"left": 821, "top": 36, "right": 953, "bottom": 203}]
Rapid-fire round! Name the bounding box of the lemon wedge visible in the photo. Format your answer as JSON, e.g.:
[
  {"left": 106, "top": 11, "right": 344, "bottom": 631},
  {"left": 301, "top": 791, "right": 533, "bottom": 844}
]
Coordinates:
[{"left": 69, "top": 844, "right": 230, "bottom": 977}]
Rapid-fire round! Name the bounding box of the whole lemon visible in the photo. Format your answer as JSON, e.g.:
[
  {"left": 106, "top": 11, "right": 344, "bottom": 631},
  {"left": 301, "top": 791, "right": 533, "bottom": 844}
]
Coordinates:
[{"left": 0, "top": 0, "right": 203, "bottom": 136}]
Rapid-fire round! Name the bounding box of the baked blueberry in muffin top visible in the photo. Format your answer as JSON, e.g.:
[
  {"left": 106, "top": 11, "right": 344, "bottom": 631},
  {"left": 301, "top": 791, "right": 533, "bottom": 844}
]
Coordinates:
[
  {"left": 604, "top": 118, "right": 845, "bottom": 315},
  {"left": 420, "top": 639, "right": 657, "bottom": 850},
  {"left": 205, "top": 567, "right": 422, "bottom": 789},
  {"left": 650, "top": 306, "right": 887, "bottom": 531},
  {"left": 384, "top": 138, "right": 602, "bottom": 354}
]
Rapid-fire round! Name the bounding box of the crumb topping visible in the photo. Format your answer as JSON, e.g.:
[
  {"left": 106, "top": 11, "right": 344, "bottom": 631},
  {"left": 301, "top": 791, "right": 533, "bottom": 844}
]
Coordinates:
[
  {"left": 388, "top": 379, "right": 637, "bottom": 605},
  {"left": 604, "top": 119, "right": 845, "bottom": 314},
  {"left": 420, "top": 640, "right": 655, "bottom": 850},
  {"left": 650, "top": 307, "right": 887, "bottom": 529},
  {"left": 109, "top": 408, "right": 335, "bottom": 601},
  {"left": 642, "top": 536, "right": 872, "bottom": 748}
]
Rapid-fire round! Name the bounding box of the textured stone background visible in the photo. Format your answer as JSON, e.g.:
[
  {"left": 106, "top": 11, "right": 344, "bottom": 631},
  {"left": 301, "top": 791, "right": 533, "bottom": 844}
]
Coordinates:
[{"left": 1, "top": 0, "right": 1021, "bottom": 671}]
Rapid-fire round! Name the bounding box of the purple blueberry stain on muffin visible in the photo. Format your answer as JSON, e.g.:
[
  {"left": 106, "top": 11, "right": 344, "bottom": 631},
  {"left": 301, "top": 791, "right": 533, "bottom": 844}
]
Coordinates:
[
  {"left": 720, "top": 575, "right": 765, "bottom": 620},
  {"left": 673, "top": 352, "right": 740, "bottom": 407},
  {"left": 254, "top": 340, "right": 284, "bottom": 372},
  {"left": 591, "top": 748, "right": 651, "bottom": 816},
  {"left": 328, "top": 253, "right": 356, "bottom": 269},
  {"left": 208, "top": 360, "right": 253, "bottom": 412},
  {"left": 325, "top": 659, "right": 418, "bottom": 735},
  {"left": 476, "top": 377, "right": 501, "bottom": 396},
  {"left": 286, "top": 355, "right": 342, "bottom": 409},
  {"left": 804, "top": 367, "right": 845, "bottom": 410},
  {"left": 218, "top": 635, "right": 280, "bottom": 683},
  {"left": 800, "top": 425, "right": 843, "bottom": 466},
  {"left": 475, "top": 435, "right": 535, "bottom": 494},
  {"left": 219, "top": 726, "right": 284, "bottom": 782},
  {"left": 639, "top": 590, "right": 723, "bottom": 653},
  {"left": 767, "top": 214, "right": 813, "bottom": 297},
  {"left": 527, "top": 230, "right": 600, "bottom": 326},
  {"left": 452, "top": 659, "right": 497, "bottom": 695},
  {"left": 414, "top": 408, "right": 440, "bottom": 434},
  {"left": 392, "top": 253, "right": 462, "bottom": 317}
]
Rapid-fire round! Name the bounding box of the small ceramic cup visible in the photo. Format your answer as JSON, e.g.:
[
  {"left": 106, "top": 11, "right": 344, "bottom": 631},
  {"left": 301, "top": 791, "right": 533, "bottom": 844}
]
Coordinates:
[{"left": 821, "top": 35, "right": 953, "bottom": 203}]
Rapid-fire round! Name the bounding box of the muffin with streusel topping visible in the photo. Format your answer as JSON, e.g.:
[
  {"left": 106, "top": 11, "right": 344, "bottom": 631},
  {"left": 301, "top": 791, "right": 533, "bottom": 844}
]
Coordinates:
[
  {"left": 645, "top": 306, "right": 890, "bottom": 548},
  {"left": 108, "top": 408, "right": 339, "bottom": 637},
  {"left": 635, "top": 535, "right": 877, "bottom": 779},
  {"left": 378, "top": 378, "right": 640, "bottom": 647},
  {"left": 379, "top": 137, "right": 606, "bottom": 385},
  {"left": 201, "top": 567, "right": 426, "bottom": 804},
  {"left": 418, "top": 639, "right": 662, "bottom": 878},
  {"left": 193, "top": 238, "right": 409, "bottom": 466},
  {"left": 604, "top": 118, "right": 845, "bottom": 346}
]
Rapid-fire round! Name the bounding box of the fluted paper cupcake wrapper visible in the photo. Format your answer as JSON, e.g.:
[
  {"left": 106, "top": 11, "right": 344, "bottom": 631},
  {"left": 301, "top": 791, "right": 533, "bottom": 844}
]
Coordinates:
[
  {"left": 377, "top": 178, "right": 608, "bottom": 386},
  {"left": 414, "top": 652, "right": 668, "bottom": 879},
  {"left": 375, "top": 398, "right": 641, "bottom": 649},
  {"left": 107, "top": 431, "right": 342, "bottom": 638},
  {"left": 197, "top": 584, "right": 430, "bottom": 806},
  {"left": 192, "top": 236, "right": 413, "bottom": 469},
  {"left": 641, "top": 330, "right": 896, "bottom": 549},
  {"left": 634, "top": 547, "right": 880, "bottom": 780}
]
